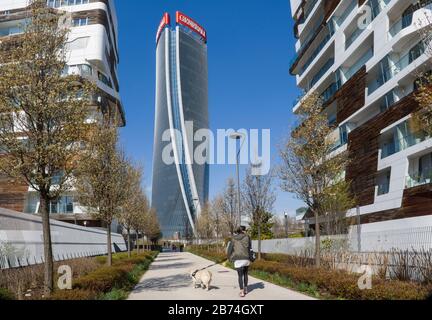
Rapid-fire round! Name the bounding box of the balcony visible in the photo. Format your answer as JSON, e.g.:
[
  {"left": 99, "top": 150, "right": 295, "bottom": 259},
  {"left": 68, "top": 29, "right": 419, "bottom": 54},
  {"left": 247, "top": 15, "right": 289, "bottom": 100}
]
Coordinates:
[
  {"left": 321, "top": 80, "right": 341, "bottom": 103},
  {"left": 388, "top": 2, "right": 432, "bottom": 39},
  {"left": 368, "top": 41, "right": 426, "bottom": 95},
  {"left": 299, "top": 31, "right": 334, "bottom": 76},
  {"left": 381, "top": 131, "right": 429, "bottom": 159},
  {"left": 345, "top": 0, "right": 391, "bottom": 49},
  {"left": 406, "top": 168, "right": 432, "bottom": 189},
  {"left": 310, "top": 58, "right": 334, "bottom": 89},
  {"left": 344, "top": 47, "right": 373, "bottom": 80}
]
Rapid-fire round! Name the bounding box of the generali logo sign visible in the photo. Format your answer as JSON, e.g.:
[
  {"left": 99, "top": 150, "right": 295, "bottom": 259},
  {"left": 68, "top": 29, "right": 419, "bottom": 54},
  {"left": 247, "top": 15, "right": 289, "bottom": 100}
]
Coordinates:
[
  {"left": 176, "top": 11, "right": 207, "bottom": 43},
  {"left": 156, "top": 13, "right": 170, "bottom": 44}
]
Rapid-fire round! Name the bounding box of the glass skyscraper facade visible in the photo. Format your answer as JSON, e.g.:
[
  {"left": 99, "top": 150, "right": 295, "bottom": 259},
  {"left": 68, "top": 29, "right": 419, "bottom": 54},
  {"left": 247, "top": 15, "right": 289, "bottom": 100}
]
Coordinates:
[{"left": 152, "top": 12, "right": 209, "bottom": 239}]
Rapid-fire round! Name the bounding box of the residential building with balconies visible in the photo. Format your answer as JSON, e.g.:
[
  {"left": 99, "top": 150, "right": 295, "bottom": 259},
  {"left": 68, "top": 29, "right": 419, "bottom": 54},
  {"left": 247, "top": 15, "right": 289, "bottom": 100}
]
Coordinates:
[
  {"left": 0, "top": 0, "right": 124, "bottom": 230},
  {"left": 290, "top": 0, "right": 432, "bottom": 233}
]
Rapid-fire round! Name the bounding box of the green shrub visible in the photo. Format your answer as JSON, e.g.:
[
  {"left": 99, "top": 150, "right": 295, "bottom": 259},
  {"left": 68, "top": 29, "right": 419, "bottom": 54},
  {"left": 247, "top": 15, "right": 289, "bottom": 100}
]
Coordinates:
[
  {"left": 73, "top": 266, "right": 130, "bottom": 293},
  {"left": 54, "top": 252, "right": 158, "bottom": 300},
  {"left": 0, "top": 287, "right": 14, "bottom": 300},
  {"left": 250, "top": 260, "right": 430, "bottom": 300},
  {"left": 101, "top": 288, "right": 128, "bottom": 300}
]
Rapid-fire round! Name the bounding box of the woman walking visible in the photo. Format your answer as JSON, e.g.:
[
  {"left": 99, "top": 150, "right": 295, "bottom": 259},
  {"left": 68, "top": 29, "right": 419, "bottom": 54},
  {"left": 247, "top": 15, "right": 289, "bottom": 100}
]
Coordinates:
[{"left": 227, "top": 226, "right": 253, "bottom": 297}]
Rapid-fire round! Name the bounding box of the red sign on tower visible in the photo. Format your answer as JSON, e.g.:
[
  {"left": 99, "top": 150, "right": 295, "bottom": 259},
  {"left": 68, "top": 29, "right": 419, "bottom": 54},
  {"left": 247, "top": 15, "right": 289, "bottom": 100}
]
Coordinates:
[
  {"left": 156, "top": 13, "right": 170, "bottom": 44},
  {"left": 176, "top": 11, "right": 207, "bottom": 43}
]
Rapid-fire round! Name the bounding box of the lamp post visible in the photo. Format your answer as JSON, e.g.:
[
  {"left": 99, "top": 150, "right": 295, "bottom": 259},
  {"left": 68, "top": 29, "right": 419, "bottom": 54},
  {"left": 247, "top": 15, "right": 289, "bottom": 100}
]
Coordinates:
[
  {"left": 284, "top": 212, "right": 289, "bottom": 238},
  {"left": 229, "top": 132, "right": 246, "bottom": 228}
]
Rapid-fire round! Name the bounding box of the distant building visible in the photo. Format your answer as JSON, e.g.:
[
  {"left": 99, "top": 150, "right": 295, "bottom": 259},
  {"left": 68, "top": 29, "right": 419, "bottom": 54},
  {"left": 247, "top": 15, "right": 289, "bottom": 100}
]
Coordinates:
[
  {"left": 152, "top": 12, "right": 209, "bottom": 239},
  {"left": 289, "top": 0, "right": 432, "bottom": 232},
  {"left": 0, "top": 0, "right": 124, "bottom": 230}
]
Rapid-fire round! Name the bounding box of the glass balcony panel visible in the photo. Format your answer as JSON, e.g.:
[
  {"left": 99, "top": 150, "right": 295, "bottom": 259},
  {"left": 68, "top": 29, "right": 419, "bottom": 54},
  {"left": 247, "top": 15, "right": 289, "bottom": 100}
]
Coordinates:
[
  {"left": 406, "top": 168, "right": 432, "bottom": 189},
  {"left": 381, "top": 131, "right": 428, "bottom": 159}
]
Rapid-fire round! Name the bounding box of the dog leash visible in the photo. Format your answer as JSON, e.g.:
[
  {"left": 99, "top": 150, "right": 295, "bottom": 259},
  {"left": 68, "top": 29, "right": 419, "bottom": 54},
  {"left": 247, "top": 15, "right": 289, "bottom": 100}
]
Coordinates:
[{"left": 192, "top": 260, "right": 227, "bottom": 278}]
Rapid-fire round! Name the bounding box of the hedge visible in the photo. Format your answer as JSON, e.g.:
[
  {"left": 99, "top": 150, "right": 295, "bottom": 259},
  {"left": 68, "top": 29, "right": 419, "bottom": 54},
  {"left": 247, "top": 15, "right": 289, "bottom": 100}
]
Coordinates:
[
  {"left": 50, "top": 251, "right": 157, "bottom": 300},
  {"left": 188, "top": 245, "right": 432, "bottom": 300},
  {"left": 250, "top": 260, "right": 430, "bottom": 300}
]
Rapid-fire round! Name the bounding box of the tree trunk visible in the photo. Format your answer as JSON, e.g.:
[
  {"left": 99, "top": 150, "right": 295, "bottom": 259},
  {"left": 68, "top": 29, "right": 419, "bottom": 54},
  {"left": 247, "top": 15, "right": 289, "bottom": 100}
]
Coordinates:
[
  {"left": 315, "top": 212, "right": 321, "bottom": 268},
  {"left": 258, "top": 222, "right": 262, "bottom": 260},
  {"left": 107, "top": 222, "right": 112, "bottom": 266},
  {"left": 40, "top": 194, "right": 54, "bottom": 296},
  {"left": 136, "top": 231, "right": 139, "bottom": 255},
  {"left": 127, "top": 228, "right": 131, "bottom": 258}
]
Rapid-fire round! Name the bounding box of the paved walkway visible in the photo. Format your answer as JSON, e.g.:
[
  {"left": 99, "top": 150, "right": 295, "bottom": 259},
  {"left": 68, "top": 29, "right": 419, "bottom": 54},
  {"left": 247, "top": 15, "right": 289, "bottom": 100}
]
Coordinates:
[{"left": 128, "top": 251, "right": 315, "bottom": 300}]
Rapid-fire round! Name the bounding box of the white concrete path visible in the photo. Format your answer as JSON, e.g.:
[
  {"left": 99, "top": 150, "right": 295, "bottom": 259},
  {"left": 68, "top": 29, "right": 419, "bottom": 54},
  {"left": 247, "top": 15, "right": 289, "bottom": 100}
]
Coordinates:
[{"left": 128, "top": 251, "right": 315, "bottom": 300}]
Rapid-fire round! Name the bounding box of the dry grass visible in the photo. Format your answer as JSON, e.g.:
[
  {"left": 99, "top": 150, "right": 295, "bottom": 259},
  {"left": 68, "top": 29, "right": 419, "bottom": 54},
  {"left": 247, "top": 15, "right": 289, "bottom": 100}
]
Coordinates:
[{"left": 0, "top": 256, "right": 100, "bottom": 300}]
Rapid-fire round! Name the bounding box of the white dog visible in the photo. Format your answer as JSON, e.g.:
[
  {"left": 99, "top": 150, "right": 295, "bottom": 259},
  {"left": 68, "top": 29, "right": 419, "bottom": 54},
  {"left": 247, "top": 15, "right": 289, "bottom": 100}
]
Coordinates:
[{"left": 190, "top": 269, "right": 212, "bottom": 291}]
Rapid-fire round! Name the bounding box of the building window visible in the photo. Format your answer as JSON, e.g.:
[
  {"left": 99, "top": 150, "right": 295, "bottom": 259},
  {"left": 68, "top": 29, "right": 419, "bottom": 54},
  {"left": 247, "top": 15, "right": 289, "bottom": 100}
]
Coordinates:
[
  {"left": 73, "top": 18, "right": 89, "bottom": 27},
  {"left": 377, "top": 170, "right": 391, "bottom": 196},
  {"left": 50, "top": 196, "right": 74, "bottom": 214},
  {"left": 409, "top": 41, "right": 425, "bottom": 63},
  {"left": 98, "top": 72, "right": 113, "bottom": 88},
  {"left": 47, "top": 0, "right": 89, "bottom": 8},
  {"left": 65, "top": 64, "right": 93, "bottom": 77},
  {"left": 380, "top": 90, "right": 396, "bottom": 113}
]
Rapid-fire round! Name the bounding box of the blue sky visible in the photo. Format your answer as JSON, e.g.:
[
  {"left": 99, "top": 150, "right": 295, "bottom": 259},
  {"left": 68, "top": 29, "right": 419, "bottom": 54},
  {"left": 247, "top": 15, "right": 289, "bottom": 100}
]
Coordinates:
[{"left": 115, "top": 0, "right": 303, "bottom": 217}]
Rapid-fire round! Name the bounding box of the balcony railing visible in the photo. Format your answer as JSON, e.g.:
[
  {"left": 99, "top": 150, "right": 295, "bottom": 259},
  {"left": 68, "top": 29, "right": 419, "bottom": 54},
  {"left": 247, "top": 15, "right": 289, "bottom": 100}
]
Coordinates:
[
  {"left": 310, "top": 58, "right": 334, "bottom": 89},
  {"left": 300, "top": 31, "right": 334, "bottom": 75},
  {"left": 345, "top": 0, "right": 390, "bottom": 49},
  {"left": 303, "top": 0, "right": 319, "bottom": 21},
  {"left": 406, "top": 168, "right": 432, "bottom": 189},
  {"left": 381, "top": 131, "right": 429, "bottom": 159},
  {"left": 293, "top": 0, "right": 357, "bottom": 74},
  {"left": 368, "top": 42, "right": 426, "bottom": 95},
  {"left": 344, "top": 48, "right": 373, "bottom": 80},
  {"left": 389, "top": 3, "right": 432, "bottom": 39},
  {"left": 321, "top": 80, "right": 340, "bottom": 103},
  {"left": 333, "top": 0, "right": 357, "bottom": 27}
]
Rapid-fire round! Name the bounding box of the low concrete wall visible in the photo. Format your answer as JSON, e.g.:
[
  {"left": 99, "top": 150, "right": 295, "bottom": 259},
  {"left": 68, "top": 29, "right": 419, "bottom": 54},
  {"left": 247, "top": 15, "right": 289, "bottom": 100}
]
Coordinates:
[
  {"left": 0, "top": 208, "right": 126, "bottom": 269},
  {"left": 252, "top": 225, "right": 432, "bottom": 254}
]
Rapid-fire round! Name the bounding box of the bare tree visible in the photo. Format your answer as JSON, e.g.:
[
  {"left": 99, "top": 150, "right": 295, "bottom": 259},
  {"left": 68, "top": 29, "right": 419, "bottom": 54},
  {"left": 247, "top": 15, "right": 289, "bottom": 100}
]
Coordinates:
[
  {"left": 220, "top": 178, "right": 239, "bottom": 236},
  {"left": 75, "top": 123, "right": 128, "bottom": 266},
  {"left": 130, "top": 192, "right": 150, "bottom": 255},
  {"left": 242, "top": 167, "right": 276, "bottom": 260},
  {"left": 119, "top": 161, "right": 144, "bottom": 257},
  {"left": 210, "top": 196, "right": 224, "bottom": 244},
  {"left": 0, "top": 0, "right": 93, "bottom": 295},
  {"left": 278, "top": 92, "right": 351, "bottom": 267},
  {"left": 196, "top": 202, "right": 214, "bottom": 247},
  {"left": 145, "top": 209, "right": 162, "bottom": 246}
]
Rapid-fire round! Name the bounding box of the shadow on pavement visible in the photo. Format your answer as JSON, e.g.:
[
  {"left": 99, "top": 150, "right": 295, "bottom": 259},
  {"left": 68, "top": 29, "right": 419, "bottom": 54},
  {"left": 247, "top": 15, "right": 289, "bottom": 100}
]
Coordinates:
[
  {"left": 150, "top": 262, "right": 193, "bottom": 270},
  {"left": 132, "top": 274, "right": 192, "bottom": 292},
  {"left": 248, "top": 282, "right": 265, "bottom": 294},
  {"left": 156, "top": 258, "right": 185, "bottom": 263}
]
